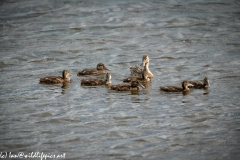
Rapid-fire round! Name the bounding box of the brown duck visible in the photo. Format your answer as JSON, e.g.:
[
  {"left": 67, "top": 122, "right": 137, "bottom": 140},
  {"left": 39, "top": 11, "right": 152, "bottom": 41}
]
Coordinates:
[
  {"left": 81, "top": 73, "right": 111, "bottom": 86},
  {"left": 188, "top": 77, "right": 210, "bottom": 89},
  {"left": 110, "top": 80, "right": 145, "bottom": 91},
  {"left": 123, "top": 62, "right": 152, "bottom": 83},
  {"left": 39, "top": 70, "right": 71, "bottom": 84},
  {"left": 129, "top": 55, "right": 154, "bottom": 79},
  {"left": 160, "top": 81, "right": 193, "bottom": 92},
  {"left": 77, "top": 63, "right": 109, "bottom": 76}
]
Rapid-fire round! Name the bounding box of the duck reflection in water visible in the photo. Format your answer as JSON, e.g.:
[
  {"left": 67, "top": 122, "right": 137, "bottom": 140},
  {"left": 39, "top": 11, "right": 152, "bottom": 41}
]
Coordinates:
[{"left": 61, "top": 81, "right": 70, "bottom": 94}]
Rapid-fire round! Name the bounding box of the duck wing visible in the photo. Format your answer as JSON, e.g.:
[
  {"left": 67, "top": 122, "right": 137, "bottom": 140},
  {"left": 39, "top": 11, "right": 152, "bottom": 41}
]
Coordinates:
[
  {"left": 81, "top": 78, "right": 104, "bottom": 86},
  {"left": 110, "top": 84, "right": 131, "bottom": 91},
  {"left": 129, "top": 65, "right": 143, "bottom": 76},
  {"left": 188, "top": 81, "right": 203, "bottom": 88},
  {"left": 77, "top": 68, "right": 98, "bottom": 76},
  {"left": 40, "top": 76, "right": 63, "bottom": 84},
  {"left": 160, "top": 85, "right": 182, "bottom": 92}
]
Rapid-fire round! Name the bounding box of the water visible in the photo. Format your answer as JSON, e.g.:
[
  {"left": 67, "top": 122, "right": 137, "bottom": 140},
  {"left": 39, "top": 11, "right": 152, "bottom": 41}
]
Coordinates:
[{"left": 0, "top": 0, "right": 240, "bottom": 159}]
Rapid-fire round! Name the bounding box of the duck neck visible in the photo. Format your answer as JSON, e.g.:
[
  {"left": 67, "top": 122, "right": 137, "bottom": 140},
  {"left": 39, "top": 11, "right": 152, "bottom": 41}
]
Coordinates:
[
  {"left": 142, "top": 63, "right": 150, "bottom": 80},
  {"left": 203, "top": 79, "right": 209, "bottom": 87},
  {"left": 183, "top": 85, "right": 190, "bottom": 91},
  {"left": 64, "top": 76, "right": 70, "bottom": 81},
  {"left": 182, "top": 83, "right": 190, "bottom": 91},
  {"left": 62, "top": 72, "right": 66, "bottom": 79},
  {"left": 62, "top": 72, "right": 70, "bottom": 81},
  {"left": 144, "top": 62, "right": 150, "bottom": 71},
  {"left": 104, "top": 74, "right": 111, "bottom": 84}
]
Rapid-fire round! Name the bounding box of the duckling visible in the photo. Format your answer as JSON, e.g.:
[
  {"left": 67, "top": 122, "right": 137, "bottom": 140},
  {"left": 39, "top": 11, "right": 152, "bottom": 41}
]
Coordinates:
[
  {"left": 110, "top": 80, "right": 145, "bottom": 91},
  {"left": 77, "top": 63, "right": 109, "bottom": 76},
  {"left": 123, "top": 62, "right": 151, "bottom": 83},
  {"left": 81, "top": 73, "right": 111, "bottom": 86},
  {"left": 39, "top": 70, "right": 71, "bottom": 84},
  {"left": 188, "top": 77, "right": 210, "bottom": 89},
  {"left": 129, "top": 55, "right": 154, "bottom": 79},
  {"left": 160, "top": 81, "right": 193, "bottom": 92}
]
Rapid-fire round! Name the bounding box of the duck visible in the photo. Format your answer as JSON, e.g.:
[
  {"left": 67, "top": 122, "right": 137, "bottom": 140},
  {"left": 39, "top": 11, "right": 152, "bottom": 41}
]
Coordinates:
[
  {"left": 110, "top": 80, "right": 145, "bottom": 91},
  {"left": 129, "top": 55, "right": 154, "bottom": 79},
  {"left": 77, "top": 63, "right": 109, "bottom": 76},
  {"left": 160, "top": 81, "right": 193, "bottom": 92},
  {"left": 188, "top": 77, "right": 210, "bottom": 89},
  {"left": 81, "top": 73, "right": 111, "bottom": 86},
  {"left": 123, "top": 62, "right": 151, "bottom": 83},
  {"left": 39, "top": 70, "right": 71, "bottom": 84}
]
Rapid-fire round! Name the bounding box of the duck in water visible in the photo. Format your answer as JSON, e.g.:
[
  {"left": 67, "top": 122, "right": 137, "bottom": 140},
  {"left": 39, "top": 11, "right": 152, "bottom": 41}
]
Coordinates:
[
  {"left": 81, "top": 73, "right": 111, "bottom": 86},
  {"left": 77, "top": 63, "right": 109, "bottom": 76},
  {"left": 129, "top": 55, "right": 154, "bottom": 80},
  {"left": 39, "top": 70, "right": 71, "bottom": 84},
  {"left": 160, "top": 81, "right": 193, "bottom": 93},
  {"left": 188, "top": 77, "right": 210, "bottom": 89},
  {"left": 110, "top": 80, "right": 145, "bottom": 91}
]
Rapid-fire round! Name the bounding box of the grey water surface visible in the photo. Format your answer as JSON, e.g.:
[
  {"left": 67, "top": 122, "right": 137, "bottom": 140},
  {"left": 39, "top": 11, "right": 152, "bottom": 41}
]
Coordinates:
[{"left": 0, "top": 0, "right": 240, "bottom": 159}]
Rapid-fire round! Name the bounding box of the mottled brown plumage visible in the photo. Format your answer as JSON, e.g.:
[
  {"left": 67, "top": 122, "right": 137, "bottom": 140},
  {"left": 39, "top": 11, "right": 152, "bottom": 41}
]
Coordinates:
[
  {"left": 123, "top": 62, "right": 152, "bottom": 83},
  {"left": 81, "top": 73, "right": 111, "bottom": 86},
  {"left": 39, "top": 70, "right": 71, "bottom": 84},
  {"left": 77, "top": 63, "right": 109, "bottom": 76},
  {"left": 160, "top": 81, "right": 193, "bottom": 92},
  {"left": 110, "top": 80, "right": 145, "bottom": 91},
  {"left": 188, "top": 77, "right": 210, "bottom": 89}
]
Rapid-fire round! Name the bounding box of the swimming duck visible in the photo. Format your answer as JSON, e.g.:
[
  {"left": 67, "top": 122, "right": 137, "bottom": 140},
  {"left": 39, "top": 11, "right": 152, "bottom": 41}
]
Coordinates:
[
  {"left": 110, "top": 80, "right": 145, "bottom": 91},
  {"left": 39, "top": 70, "right": 71, "bottom": 84},
  {"left": 160, "top": 81, "right": 193, "bottom": 92},
  {"left": 81, "top": 73, "right": 111, "bottom": 86},
  {"left": 188, "top": 77, "right": 210, "bottom": 89},
  {"left": 77, "top": 63, "right": 109, "bottom": 76},
  {"left": 129, "top": 55, "right": 154, "bottom": 79},
  {"left": 123, "top": 62, "right": 151, "bottom": 83}
]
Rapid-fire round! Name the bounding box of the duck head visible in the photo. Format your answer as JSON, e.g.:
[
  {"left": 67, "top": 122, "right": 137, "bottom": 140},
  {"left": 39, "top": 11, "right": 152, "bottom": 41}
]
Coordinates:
[
  {"left": 62, "top": 70, "right": 71, "bottom": 79},
  {"left": 97, "top": 63, "right": 109, "bottom": 71},
  {"left": 140, "top": 55, "right": 149, "bottom": 67},
  {"left": 131, "top": 80, "right": 145, "bottom": 89},
  {"left": 104, "top": 72, "right": 111, "bottom": 84},
  {"left": 182, "top": 80, "right": 194, "bottom": 91},
  {"left": 203, "top": 77, "right": 210, "bottom": 87}
]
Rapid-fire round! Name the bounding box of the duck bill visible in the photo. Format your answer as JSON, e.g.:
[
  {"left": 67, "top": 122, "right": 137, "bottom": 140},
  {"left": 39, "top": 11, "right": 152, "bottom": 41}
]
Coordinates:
[
  {"left": 138, "top": 83, "right": 145, "bottom": 89},
  {"left": 188, "top": 83, "right": 194, "bottom": 87},
  {"left": 105, "top": 67, "right": 109, "bottom": 71}
]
